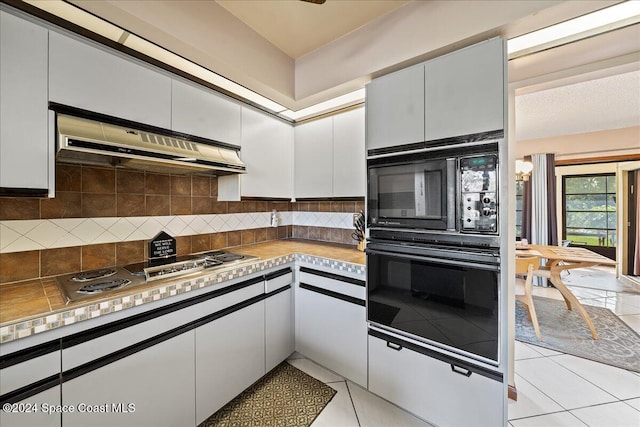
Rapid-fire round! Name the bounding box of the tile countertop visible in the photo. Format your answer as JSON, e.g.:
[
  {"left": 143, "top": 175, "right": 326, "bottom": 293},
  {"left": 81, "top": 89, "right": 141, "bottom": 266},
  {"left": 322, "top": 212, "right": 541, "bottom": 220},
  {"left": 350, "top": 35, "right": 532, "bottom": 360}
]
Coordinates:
[{"left": 0, "top": 240, "right": 365, "bottom": 344}]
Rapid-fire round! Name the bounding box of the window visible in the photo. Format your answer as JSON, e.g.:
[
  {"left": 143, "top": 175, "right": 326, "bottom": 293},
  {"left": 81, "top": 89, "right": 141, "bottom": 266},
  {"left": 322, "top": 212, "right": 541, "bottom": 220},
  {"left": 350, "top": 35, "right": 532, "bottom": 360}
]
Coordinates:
[
  {"left": 515, "top": 180, "right": 524, "bottom": 238},
  {"left": 563, "top": 174, "right": 616, "bottom": 248}
]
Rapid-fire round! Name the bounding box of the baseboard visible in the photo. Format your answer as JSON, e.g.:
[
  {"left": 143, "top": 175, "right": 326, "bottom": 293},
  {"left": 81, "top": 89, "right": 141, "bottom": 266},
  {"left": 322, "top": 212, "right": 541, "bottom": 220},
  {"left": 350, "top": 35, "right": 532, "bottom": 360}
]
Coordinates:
[{"left": 508, "top": 384, "right": 518, "bottom": 401}]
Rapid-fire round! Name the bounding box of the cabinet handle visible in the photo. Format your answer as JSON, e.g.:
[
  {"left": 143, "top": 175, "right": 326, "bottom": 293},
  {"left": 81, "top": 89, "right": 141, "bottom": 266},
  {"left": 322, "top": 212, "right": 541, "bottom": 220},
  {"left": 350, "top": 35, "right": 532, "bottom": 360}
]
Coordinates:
[
  {"left": 386, "top": 341, "right": 402, "bottom": 351},
  {"left": 450, "top": 364, "right": 472, "bottom": 377}
]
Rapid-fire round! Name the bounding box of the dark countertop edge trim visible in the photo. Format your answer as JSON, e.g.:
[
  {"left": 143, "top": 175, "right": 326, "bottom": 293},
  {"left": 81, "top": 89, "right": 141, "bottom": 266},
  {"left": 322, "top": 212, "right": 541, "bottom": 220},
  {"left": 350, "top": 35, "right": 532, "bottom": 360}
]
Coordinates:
[{"left": 368, "top": 329, "right": 503, "bottom": 382}]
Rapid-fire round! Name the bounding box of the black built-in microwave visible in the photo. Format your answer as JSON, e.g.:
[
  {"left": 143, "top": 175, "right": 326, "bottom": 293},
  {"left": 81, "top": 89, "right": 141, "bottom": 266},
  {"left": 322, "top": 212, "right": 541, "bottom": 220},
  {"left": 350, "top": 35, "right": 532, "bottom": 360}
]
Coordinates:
[{"left": 367, "top": 141, "right": 499, "bottom": 240}]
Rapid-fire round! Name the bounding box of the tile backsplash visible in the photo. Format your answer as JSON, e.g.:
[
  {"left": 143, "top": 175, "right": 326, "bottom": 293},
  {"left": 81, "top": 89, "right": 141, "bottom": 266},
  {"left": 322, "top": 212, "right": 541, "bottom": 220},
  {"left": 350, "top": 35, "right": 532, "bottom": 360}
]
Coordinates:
[{"left": 0, "top": 163, "right": 364, "bottom": 283}]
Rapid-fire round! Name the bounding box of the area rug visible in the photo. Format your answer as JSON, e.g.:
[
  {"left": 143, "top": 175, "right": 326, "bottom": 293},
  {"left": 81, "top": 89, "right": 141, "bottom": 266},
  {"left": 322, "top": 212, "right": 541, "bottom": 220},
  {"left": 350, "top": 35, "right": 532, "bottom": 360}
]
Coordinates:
[
  {"left": 515, "top": 297, "right": 640, "bottom": 372},
  {"left": 198, "top": 362, "right": 337, "bottom": 427}
]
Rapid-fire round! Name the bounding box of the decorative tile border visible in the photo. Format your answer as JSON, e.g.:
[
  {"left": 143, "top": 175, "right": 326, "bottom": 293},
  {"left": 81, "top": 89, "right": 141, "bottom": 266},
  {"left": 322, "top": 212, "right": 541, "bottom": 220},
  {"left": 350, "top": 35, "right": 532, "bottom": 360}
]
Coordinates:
[
  {"left": 296, "top": 253, "right": 366, "bottom": 277},
  {"left": 0, "top": 211, "right": 355, "bottom": 254},
  {"left": 0, "top": 252, "right": 363, "bottom": 344}
]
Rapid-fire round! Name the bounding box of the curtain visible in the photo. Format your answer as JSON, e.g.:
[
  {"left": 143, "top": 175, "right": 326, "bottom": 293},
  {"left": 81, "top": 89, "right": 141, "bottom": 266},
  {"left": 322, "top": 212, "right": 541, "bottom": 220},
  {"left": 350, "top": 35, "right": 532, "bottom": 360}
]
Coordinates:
[
  {"left": 521, "top": 155, "right": 532, "bottom": 242},
  {"left": 530, "top": 153, "right": 558, "bottom": 246},
  {"left": 528, "top": 153, "right": 558, "bottom": 286}
]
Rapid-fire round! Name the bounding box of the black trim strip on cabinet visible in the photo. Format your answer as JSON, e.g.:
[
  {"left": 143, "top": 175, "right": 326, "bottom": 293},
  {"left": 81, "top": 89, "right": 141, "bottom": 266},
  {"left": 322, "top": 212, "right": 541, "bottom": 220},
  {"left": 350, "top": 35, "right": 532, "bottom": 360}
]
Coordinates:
[
  {"left": 299, "top": 283, "right": 365, "bottom": 307},
  {"left": 62, "top": 293, "right": 265, "bottom": 383},
  {"left": 366, "top": 129, "right": 504, "bottom": 157},
  {"left": 264, "top": 268, "right": 292, "bottom": 281},
  {"left": 0, "top": 340, "right": 61, "bottom": 370},
  {"left": 0, "top": 374, "right": 60, "bottom": 404},
  {"left": 299, "top": 267, "right": 365, "bottom": 287},
  {"left": 61, "top": 275, "right": 264, "bottom": 350},
  {"left": 0, "top": 187, "right": 49, "bottom": 197},
  {"left": 265, "top": 284, "right": 291, "bottom": 299},
  {"left": 368, "top": 329, "right": 503, "bottom": 383}
]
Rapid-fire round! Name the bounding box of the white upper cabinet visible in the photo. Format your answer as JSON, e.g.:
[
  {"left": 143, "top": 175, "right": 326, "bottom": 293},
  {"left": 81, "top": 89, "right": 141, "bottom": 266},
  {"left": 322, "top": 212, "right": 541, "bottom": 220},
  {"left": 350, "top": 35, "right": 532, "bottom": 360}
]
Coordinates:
[
  {"left": 0, "top": 10, "right": 51, "bottom": 195},
  {"left": 365, "top": 64, "right": 425, "bottom": 152},
  {"left": 48, "top": 31, "right": 171, "bottom": 129},
  {"left": 294, "top": 117, "right": 333, "bottom": 198},
  {"left": 240, "top": 107, "right": 293, "bottom": 198},
  {"left": 294, "top": 108, "right": 366, "bottom": 199},
  {"left": 333, "top": 108, "right": 365, "bottom": 197},
  {"left": 171, "top": 79, "right": 242, "bottom": 144},
  {"left": 425, "top": 38, "right": 505, "bottom": 141}
]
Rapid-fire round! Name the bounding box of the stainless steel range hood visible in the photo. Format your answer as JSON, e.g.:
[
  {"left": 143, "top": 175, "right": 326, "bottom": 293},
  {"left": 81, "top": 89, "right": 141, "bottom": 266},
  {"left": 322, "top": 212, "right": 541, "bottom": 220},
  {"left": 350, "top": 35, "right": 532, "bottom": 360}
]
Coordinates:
[{"left": 56, "top": 113, "right": 246, "bottom": 175}]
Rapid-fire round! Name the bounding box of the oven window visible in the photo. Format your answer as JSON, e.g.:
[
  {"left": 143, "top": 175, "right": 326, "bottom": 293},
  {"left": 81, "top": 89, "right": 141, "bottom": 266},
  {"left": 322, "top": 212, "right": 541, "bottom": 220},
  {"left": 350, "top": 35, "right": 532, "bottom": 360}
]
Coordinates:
[{"left": 367, "top": 252, "right": 499, "bottom": 362}]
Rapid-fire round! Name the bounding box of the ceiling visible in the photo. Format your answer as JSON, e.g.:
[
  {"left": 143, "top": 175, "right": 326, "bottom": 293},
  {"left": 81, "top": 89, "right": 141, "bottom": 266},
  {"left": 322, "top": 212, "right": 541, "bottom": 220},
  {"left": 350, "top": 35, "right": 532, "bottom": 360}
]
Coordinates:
[
  {"left": 215, "top": 0, "right": 409, "bottom": 59},
  {"left": 18, "top": 0, "right": 640, "bottom": 141}
]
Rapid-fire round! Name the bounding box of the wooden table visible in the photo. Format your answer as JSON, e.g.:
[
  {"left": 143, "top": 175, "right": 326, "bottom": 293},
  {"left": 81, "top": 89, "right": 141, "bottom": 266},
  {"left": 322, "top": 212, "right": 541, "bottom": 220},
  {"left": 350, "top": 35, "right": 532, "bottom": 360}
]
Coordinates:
[{"left": 515, "top": 244, "right": 617, "bottom": 340}]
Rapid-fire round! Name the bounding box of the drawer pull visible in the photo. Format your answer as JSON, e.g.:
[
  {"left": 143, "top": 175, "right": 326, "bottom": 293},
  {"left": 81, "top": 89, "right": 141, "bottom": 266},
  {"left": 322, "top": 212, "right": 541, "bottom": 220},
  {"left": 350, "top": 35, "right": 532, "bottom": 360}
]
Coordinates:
[
  {"left": 450, "top": 365, "right": 472, "bottom": 377},
  {"left": 386, "top": 341, "right": 402, "bottom": 351}
]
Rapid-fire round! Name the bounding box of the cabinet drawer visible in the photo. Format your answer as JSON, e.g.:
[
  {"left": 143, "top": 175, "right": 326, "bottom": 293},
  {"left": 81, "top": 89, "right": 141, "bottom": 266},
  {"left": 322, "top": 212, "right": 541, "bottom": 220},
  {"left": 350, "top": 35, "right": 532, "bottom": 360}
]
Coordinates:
[
  {"left": 368, "top": 330, "right": 503, "bottom": 427},
  {"left": 62, "top": 280, "right": 263, "bottom": 370},
  {"left": 265, "top": 268, "right": 292, "bottom": 293},
  {"left": 1, "top": 350, "right": 60, "bottom": 395},
  {"left": 298, "top": 267, "right": 365, "bottom": 300}
]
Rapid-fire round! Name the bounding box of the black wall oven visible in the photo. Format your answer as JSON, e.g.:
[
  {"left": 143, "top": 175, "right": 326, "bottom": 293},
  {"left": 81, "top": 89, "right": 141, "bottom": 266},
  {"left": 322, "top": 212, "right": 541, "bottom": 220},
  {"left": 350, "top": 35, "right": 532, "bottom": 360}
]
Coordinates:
[{"left": 366, "top": 240, "right": 501, "bottom": 365}]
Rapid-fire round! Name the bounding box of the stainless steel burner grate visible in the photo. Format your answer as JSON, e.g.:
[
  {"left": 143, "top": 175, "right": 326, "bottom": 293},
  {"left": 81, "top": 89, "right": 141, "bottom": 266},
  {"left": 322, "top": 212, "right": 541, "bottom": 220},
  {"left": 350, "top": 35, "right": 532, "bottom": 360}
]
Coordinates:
[
  {"left": 77, "top": 278, "right": 131, "bottom": 294},
  {"left": 72, "top": 268, "right": 117, "bottom": 282}
]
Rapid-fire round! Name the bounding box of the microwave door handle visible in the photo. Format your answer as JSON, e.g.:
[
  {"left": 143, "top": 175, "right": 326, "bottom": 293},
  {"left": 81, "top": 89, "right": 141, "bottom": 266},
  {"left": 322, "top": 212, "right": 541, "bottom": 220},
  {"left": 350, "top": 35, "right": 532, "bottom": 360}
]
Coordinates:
[{"left": 446, "top": 159, "right": 457, "bottom": 231}]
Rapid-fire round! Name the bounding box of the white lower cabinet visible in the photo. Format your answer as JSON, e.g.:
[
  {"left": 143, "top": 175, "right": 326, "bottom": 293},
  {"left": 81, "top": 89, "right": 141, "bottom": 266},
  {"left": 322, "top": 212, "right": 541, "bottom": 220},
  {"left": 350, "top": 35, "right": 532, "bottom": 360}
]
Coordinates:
[
  {"left": 62, "top": 331, "right": 195, "bottom": 427},
  {"left": 295, "top": 267, "right": 367, "bottom": 387},
  {"left": 195, "top": 299, "right": 266, "bottom": 425},
  {"left": 368, "top": 331, "right": 503, "bottom": 427},
  {"left": 1, "top": 349, "right": 61, "bottom": 427},
  {"left": 265, "top": 269, "right": 294, "bottom": 373},
  {"left": 1, "top": 387, "right": 61, "bottom": 427}
]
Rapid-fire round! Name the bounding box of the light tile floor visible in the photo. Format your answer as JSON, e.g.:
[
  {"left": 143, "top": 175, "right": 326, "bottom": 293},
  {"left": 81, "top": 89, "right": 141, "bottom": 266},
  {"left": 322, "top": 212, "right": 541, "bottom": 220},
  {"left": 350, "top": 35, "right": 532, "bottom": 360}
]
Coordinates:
[
  {"left": 289, "top": 268, "right": 640, "bottom": 427},
  {"left": 510, "top": 268, "right": 640, "bottom": 426}
]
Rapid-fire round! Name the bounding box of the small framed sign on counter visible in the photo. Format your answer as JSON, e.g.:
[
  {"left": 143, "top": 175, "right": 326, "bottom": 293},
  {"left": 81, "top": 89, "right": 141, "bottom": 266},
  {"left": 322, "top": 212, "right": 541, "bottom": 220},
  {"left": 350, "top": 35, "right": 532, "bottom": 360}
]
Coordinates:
[{"left": 149, "top": 231, "right": 176, "bottom": 265}]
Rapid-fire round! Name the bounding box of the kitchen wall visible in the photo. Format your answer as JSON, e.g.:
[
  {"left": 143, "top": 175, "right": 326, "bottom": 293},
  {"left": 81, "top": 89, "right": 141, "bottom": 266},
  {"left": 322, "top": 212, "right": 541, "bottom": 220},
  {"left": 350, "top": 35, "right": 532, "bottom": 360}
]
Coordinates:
[
  {"left": 515, "top": 126, "right": 640, "bottom": 160},
  {"left": 0, "top": 162, "right": 363, "bottom": 284}
]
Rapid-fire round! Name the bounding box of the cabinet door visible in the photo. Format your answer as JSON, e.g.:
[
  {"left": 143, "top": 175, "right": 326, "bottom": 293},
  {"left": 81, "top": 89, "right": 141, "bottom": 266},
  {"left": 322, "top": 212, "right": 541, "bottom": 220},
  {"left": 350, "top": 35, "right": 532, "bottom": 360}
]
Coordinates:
[
  {"left": 294, "top": 117, "right": 333, "bottom": 198},
  {"left": 195, "top": 301, "right": 265, "bottom": 424},
  {"left": 62, "top": 331, "right": 195, "bottom": 427},
  {"left": 369, "top": 332, "right": 504, "bottom": 427},
  {"left": 1, "top": 349, "right": 60, "bottom": 427},
  {"left": 0, "top": 388, "right": 60, "bottom": 427},
  {"left": 49, "top": 31, "right": 171, "bottom": 128},
  {"left": 240, "top": 107, "right": 293, "bottom": 198},
  {"left": 0, "top": 10, "right": 50, "bottom": 193},
  {"left": 333, "top": 108, "right": 365, "bottom": 197},
  {"left": 365, "top": 64, "right": 425, "bottom": 151},
  {"left": 296, "top": 282, "right": 366, "bottom": 387},
  {"left": 425, "top": 38, "right": 505, "bottom": 141},
  {"left": 172, "top": 79, "right": 241, "bottom": 144},
  {"left": 265, "top": 288, "right": 294, "bottom": 372}
]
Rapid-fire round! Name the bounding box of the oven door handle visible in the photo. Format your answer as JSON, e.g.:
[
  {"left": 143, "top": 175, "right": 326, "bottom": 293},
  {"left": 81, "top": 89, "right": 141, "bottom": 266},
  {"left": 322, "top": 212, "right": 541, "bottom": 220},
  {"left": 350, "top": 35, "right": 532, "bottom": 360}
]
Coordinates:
[{"left": 366, "top": 249, "right": 500, "bottom": 271}]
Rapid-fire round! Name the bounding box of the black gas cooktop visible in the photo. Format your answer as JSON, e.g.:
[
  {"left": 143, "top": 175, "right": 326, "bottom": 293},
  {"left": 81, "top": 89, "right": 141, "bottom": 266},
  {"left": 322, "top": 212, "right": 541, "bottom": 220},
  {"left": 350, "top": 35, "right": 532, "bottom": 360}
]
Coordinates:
[{"left": 56, "top": 250, "right": 258, "bottom": 304}]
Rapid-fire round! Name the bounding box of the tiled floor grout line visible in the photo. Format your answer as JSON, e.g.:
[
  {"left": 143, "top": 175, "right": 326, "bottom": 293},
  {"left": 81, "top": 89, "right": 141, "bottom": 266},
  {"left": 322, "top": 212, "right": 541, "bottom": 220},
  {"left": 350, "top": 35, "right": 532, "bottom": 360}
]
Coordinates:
[
  {"left": 344, "top": 381, "right": 362, "bottom": 427},
  {"left": 544, "top": 354, "right": 623, "bottom": 403}
]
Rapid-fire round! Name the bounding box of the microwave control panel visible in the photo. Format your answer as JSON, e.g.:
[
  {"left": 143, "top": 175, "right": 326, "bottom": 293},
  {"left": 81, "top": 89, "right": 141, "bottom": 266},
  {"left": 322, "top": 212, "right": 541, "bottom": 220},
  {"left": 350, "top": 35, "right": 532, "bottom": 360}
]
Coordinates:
[{"left": 459, "top": 154, "right": 498, "bottom": 233}]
